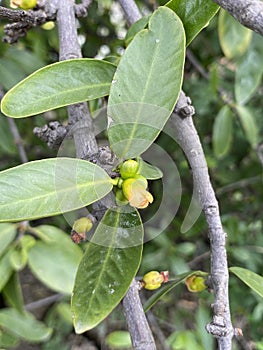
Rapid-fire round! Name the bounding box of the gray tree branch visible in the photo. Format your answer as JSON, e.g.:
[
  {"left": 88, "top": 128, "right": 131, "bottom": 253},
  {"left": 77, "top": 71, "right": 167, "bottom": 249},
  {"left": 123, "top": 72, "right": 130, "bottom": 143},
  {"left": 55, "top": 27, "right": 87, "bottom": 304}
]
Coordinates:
[
  {"left": 118, "top": 0, "right": 141, "bottom": 25},
  {"left": 170, "top": 91, "right": 233, "bottom": 349},
  {"left": 122, "top": 280, "right": 156, "bottom": 350},
  {"left": 212, "top": 0, "right": 263, "bottom": 36},
  {"left": 54, "top": 0, "right": 98, "bottom": 159}
]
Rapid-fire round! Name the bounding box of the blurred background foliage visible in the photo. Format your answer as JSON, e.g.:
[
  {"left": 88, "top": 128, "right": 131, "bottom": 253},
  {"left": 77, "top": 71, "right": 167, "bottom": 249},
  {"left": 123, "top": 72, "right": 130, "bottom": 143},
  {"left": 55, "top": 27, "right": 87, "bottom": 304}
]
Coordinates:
[{"left": 0, "top": 0, "right": 262, "bottom": 349}]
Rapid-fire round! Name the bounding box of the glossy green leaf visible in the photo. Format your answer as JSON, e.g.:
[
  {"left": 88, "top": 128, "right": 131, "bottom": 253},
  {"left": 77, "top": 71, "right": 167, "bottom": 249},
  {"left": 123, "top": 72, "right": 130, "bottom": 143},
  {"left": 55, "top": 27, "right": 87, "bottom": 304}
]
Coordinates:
[
  {"left": 137, "top": 157, "right": 163, "bottom": 180},
  {"left": 0, "top": 249, "right": 14, "bottom": 292},
  {"left": 108, "top": 7, "right": 185, "bottom": 159},
  {"left": 0, "top": 223, "right": 17, "bottom": 258},
  {"left": 143, "top": 271, "right": 205, "bottom": 312},
  {"left": 230, "top": 267, "right": 263, "bottom": 298},
  {"left": 72, "top": 207, "right": 143, "bottom": 333},
  {"left": 235, "top": 36, "right": 263, "bottom": 105},
  {"left": 0, "top": 158, "right": 113, "bottom": 222},
  {"left": 235, "top": 105, "right": 259, "bottom": 148},
  {"left": 213, "top": 105, "right": 233, "bottom": 158},
  {"left": 218, "top": 9, "right": 252, "bottom": 59},
  {"left": 125, "top": 15, "right": 151, "bottom": 46},
  {"left": 166, "top": 0, "right": 219, "bottom": 45},
  {"left": 1, "top": 59, "right": 116, "bottom": 118},
  {"left": 2, "top": 272, "right": 24, "bottom": 313},
  {"left": 0, "top": 308, "right": 52, "bottom": 342},
  {"left": 28, "top": 225, "right": 83, "bottom": 294}
]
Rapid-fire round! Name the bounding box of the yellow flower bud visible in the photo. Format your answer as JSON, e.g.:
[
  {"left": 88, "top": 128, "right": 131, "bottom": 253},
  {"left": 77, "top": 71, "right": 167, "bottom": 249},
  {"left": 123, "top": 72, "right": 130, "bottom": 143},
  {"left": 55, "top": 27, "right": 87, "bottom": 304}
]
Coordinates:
[
  {"left": 41, "top": 21, "right": 55, "bottom": 31},
  {"left": 122, "top": 175, "right": 153, "bottom": 209},
  {"left": 119, "top": 159, "right": 139, "bottom": 179},
  {"left": 10, "top": 0, "right": 37, "bottom": 10},
  {"left": 71, "top": 217, "right": 93, "bottom": 244},
  {"left": 142, "top": 271, "right": 165, "bottom": 290},
  {"left": 185, "top": 275, "right": 207, "bottom": 293}
]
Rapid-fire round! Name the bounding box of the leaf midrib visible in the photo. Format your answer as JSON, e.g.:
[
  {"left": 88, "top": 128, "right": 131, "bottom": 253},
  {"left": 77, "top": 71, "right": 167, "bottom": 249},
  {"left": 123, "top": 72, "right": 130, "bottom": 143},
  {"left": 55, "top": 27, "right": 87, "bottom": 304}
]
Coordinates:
[
  {"left": 0, "top": 179, "right": 111, "bottom": 211},
  {"left": 121, "top": 30, "right": 161, "bottom": 156},
  {"left": 79, "top": 209, "right": 121, "bottom": 327}
]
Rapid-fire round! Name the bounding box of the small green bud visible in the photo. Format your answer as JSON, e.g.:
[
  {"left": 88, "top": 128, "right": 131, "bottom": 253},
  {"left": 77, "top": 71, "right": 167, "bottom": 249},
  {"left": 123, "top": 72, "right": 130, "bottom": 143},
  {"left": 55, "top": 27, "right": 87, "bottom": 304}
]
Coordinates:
[
  {"left": 71, "top": 217, "right": 93, "bottom": 243},
  {"left": 115, "top": 188, "right": 129, "bottom": 206},
  {"left": 120, "top": 159, "right": 139, "bottom": 179},
  {"left": 185, "top": 275, "right": 207, "bottom": 293},
  {"left": 41, "top": 21, "right": 55, "bottom": 30}
]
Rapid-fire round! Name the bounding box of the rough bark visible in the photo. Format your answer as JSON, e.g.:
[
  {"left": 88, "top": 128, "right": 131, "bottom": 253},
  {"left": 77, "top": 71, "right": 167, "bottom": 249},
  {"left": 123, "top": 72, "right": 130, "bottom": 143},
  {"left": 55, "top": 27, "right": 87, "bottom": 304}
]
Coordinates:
[
  {"left": 212, "top": 0, "right": 263, "bottom": 36},
  {"left": 170, "top": 92, "right": 233, "bottom": 349},
  {"left": 55, "top": 0, "right": 98, "bottom": 158},
  {"left": 122, "top": 280, "right": 156, "bottom": 350}
]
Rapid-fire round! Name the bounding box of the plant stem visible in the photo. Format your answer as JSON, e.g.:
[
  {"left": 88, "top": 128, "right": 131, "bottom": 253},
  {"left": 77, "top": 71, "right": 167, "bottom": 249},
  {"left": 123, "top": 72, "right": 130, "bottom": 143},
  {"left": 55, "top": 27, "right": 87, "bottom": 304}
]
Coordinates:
[
  {"left": 122, "top": 280, "right": 156, "bottom": 350},
  {"left": 55, "top": 0, "right": 98, "bottom": 158},
  {"left": 212, "top": 0, "right": 263, "bottom": 36},
  {"left": 170, "top": 91, "right": 234, "bottom": 349}
]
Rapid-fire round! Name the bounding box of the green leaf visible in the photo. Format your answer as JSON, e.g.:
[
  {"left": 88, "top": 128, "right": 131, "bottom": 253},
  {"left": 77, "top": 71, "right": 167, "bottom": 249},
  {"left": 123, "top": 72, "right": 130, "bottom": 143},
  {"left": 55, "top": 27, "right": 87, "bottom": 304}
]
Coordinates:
[
  {"left": 218, "top": 9, "right": 252, "bottom": 59},
  {"left": 212, "top": 105, "right": 233, "bottom": 158},
  {"left": 72, "top": 207, "right": 143, "bottom": 333},
  {"left": 0, "top": 308, "right": 52, "bottom": 342},
  {"left": 5, "top": 47, "right": 45, "bottom": 75},
  {"left": 143, "top": 271, "right": 205, "bottom": 312},
  {"left": 230, "top": 267, "right": 263, "bottom": 298},
  {"left": 166, "top": 0, "right": 219, "bottom": 46},
  {"left": 0, "top": 223, "right": 17, "bottom": 258},
  {"left": 9, "top": 249, "right": 28, "bottom": 271},
  {"left": 125, "top": 15, "right": 151, "bottom": 46},
  {"left": 137, "top": 157, "right": 163, "bottom": 180},
  {"left": 108, "top": 7, "right": 185, "bottom": 159},
  {"left": 28, "top": 225, "right": 83, "bottom": 294},
  {"left": 0, "top": 330, "right": 19, "bottom": 349},
  {"left": 0, "top": 249, "right": 14, "bottom": 292},
  {"left": 106, "top": 330, "right": 132, "bottom": 348},
  {"left": 235, "top": 105, "right": 259, "bottom": 148},
  {"left": 0, "top": 158, "right": 113, "bottom": 222},
  {"left": 0, "top": 58, "right": 26, "bottom": 90},
  {"left": 1, "top": 59, "right": 116, "bottom": 118},
  {"left": 2, "top": 273, "right": 24, "bottom": 313},
  {"left": 235, "top": 36, "right": 263, "bottom": 105}
]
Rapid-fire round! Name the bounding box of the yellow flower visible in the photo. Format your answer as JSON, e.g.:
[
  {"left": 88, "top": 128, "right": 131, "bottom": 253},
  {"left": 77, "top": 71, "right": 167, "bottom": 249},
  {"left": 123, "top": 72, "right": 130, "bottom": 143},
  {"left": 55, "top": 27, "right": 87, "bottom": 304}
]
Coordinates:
[
  {"left": 142, "top": 271, "right": 164, "bottom": 290},
  {"left": 10, "top": 0, "right": 37, "bottom": 10},
  {"left": 122, "top": 175, "right": 153, "bottom": 209}
]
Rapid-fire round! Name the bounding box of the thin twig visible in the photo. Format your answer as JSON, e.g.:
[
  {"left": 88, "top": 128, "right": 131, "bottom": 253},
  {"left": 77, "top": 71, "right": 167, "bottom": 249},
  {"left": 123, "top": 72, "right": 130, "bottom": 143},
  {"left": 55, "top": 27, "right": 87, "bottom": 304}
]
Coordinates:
[
  {"left": 212, "top": 0, "right": 263, "bottom": 36},
  {"left": 217, "top": 176, "right": 261, "bottom": 196},
  {"left": 170, "top": 91, "right": 234, "bottom": 349},
  {"left": 145, "top": 308, "right": 172, "bottom": 350},
  {"left": 186, "top": 49, "right": 209, "bottom": 80},
  {"left": 25, "top": 293, "right": 64, "bottom": 311},
  {"left": 0, "top": 6, "right": 47, "bottom": 24},
  {"left": 7, "top": 118, "right": 28, "bottom": 163},
  {"left": 118, "top": 0, "right": 142, "bottom": 25}
]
